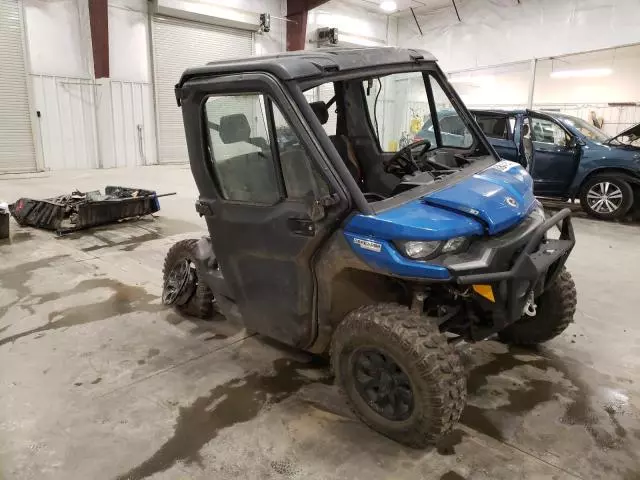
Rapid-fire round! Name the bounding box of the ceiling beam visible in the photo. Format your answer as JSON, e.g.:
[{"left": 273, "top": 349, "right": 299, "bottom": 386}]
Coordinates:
[{"left": 286, "top": 0, "right": 331, "bottom": 51}]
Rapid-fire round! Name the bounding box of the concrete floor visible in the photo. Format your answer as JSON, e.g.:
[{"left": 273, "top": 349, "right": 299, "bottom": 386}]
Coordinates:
[{"left": 1, "top": 165, "right": 639, "bottom": 480}]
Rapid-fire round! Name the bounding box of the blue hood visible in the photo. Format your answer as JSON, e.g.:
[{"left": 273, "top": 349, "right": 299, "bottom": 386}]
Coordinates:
[
  {"left": 345, "top": 160, "right": 535, "bottom": 242},
  {"left": 422, "top": 160, "right": 536, "bottom": 235}
]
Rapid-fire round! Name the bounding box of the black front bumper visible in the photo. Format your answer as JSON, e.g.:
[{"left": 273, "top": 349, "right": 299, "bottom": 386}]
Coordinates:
[{"left": 447, "top": 208, "right": 575, "bottom": 339}]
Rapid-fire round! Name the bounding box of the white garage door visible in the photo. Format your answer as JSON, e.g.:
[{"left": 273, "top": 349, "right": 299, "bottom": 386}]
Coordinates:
[
  {"left": 152, "top": 16, "right": 253, "bottom": 164},
  {"left": 0, "top": 0, "right": 36, "bottom": 173}
]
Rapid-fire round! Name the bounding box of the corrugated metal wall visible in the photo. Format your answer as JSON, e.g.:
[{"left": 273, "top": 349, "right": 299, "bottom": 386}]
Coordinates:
[{"left": 30, "top": 75, "right": 98, "bottom": 170}]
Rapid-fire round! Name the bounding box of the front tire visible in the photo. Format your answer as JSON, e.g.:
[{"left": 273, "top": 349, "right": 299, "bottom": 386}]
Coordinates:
[
  {"left": 331, "top": 303, "right": 466, "bottom": 448},
  {"left": 163, "top": 239, "right": 215, "bottom": 319},
  {"left": 579, "top": 174, "right": 634, "bottom": 220},
  {"left": 498, "top": 268, "right": 577, "bottom": 346}
]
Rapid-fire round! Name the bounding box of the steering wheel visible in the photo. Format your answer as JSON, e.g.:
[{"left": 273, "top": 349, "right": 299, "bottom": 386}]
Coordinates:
[{"left": 383, "top": 139, "right": 431, "bottom": 177}]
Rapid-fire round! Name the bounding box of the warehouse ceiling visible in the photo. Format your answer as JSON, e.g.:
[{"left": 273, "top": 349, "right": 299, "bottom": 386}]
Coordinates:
[{"left": 338, "top": 0, "right": 455, "bottom": 15}]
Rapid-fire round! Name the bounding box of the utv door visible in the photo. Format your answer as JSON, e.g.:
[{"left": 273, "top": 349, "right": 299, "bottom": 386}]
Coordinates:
[
  {"left": 527, "top": 113, "right": 581, "bottom": 196},
  {"left": 180, "top": 74, "right": 348, "bottom": 348}
]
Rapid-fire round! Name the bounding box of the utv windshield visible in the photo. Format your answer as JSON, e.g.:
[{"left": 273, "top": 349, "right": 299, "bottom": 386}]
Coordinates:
[
  {"left": 362, "top": 71, "right": 474, "bottom": 152},
  {"left": 300, "top": 66, "right": 493, "bottom": 207}
]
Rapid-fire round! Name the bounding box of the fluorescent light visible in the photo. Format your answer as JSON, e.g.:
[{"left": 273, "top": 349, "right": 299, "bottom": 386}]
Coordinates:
[
  {"left": 380, "top": 1, "right": 397, "bottom": 12},
  {"left": 550, "top": 68, "right": 613, "bottom": 79}
]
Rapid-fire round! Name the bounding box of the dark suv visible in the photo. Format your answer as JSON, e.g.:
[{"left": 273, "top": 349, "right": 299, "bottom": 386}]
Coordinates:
[{"left": 472, "top": 109, "right": 640, "bottom": 220}]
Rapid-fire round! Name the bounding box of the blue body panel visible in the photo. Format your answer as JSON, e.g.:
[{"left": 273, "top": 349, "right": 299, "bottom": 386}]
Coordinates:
[
  {"left": 346, "top": 198, "right": 484, "bottom": 241},
  {"left": 567, "top": 142, "right": 640, "bottom": 196},
  {"left": 424, "top": 161, "right": 536, "bottom": 234},
  {"left": 343, "top": 232, "right": 452, "bottom": 280},
  {"left": 343, "top": 161, "right": 536, "bottom": 279}
]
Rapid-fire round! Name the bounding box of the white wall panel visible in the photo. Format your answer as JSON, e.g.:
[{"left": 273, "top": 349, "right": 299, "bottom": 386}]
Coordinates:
[
  {"left": 98, "top": 80, "right": 155, "bottom": 168},
  {"left": 23, "top": 0, "right": 91, "bottom": 78},
  {"left": 109, "top": 4, "right": 151, "bottom": 83},
  {"left": 30, "top": 75, "right": 98, "bottom": 170}
]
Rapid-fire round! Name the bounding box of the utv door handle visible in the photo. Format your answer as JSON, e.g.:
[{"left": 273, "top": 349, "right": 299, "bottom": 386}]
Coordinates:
[{"left": 287, "top": 217, "right": 315, "bottom": 236}]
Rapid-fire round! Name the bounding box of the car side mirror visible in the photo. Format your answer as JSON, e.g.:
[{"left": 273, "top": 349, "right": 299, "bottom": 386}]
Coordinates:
[{"left": 566, "top": 137, "right": 580, "bottom": 149}]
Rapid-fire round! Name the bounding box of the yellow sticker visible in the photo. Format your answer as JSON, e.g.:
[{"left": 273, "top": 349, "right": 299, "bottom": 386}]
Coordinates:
[{"left": 472, "top": 284, "right": 495, "bottom": 302}]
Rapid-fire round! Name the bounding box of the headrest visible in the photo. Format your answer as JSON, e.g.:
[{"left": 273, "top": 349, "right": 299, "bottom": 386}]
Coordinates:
[
  {"left": 522, "top": 123, "right": 530, "bottom": 136},
  {"left": 309, "top": 101, "right": 329, "bottom": 125},
  {"left": 219, "top": 114, "right": 250, "bottom": 144}
]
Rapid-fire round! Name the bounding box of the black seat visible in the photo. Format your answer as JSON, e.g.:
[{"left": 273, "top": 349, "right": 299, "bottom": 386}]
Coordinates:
[{"left": 308, "top": 101, "right": 363, "bottom": 186}]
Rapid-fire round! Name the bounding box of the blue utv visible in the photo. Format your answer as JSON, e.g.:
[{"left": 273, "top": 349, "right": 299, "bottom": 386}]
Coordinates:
[{"left": 163, "top": 48, "right": 577, "bottom": 448}]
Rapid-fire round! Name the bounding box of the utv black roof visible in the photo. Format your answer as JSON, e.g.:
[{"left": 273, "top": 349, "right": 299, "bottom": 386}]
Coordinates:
[{"left": 177, "top": 47, "right": 437, "bottom": 88}]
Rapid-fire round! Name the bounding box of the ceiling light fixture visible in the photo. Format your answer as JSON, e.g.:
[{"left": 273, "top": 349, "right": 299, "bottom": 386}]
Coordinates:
[
  {"left": 379, "top": 1, "right": 397, "bottom": 12},
  {"left": 550, "top": 68, "right": 613, "bottom": 79}
]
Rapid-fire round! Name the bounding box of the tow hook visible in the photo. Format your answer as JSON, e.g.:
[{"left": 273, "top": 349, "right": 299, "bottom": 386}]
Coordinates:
[{"left": 523, "top": 290, "right": 537, "bottom": 317}]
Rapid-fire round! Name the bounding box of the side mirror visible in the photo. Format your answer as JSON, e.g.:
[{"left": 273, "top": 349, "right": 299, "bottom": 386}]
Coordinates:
[{"left": 566, "top": 136, "right": 580, "bottom": 149}]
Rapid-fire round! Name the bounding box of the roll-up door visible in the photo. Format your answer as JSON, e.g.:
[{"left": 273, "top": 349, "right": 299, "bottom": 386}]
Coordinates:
[
  {"left": 152, "top": 16, "right": 253, "bottom": 164},
  {"left": 0, "top": 0, "right": 36, "bottom": 173}
]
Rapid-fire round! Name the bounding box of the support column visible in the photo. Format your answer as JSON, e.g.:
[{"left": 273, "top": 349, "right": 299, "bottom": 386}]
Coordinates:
[
  {"left": 527, "top": 58, "right": 537, "bottom": 109},
  {"left": 88, "top": 0, "right": 109, "bottom": 78},
  {"left": 286, "top": 0, "right": 330, "bottom": 51}
]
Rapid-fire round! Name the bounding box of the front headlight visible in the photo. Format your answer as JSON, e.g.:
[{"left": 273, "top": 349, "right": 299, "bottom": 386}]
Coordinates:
[
  {"left": 396, "top": 236, "right": 469, "bottom": 260},
  {"left": 398, "top": 240, "right": 441, "bottom": 259}
]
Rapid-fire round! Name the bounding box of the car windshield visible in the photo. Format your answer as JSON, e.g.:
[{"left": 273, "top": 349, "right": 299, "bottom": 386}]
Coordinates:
[{"left": 556, "top": 115, "right": 609, "bottom": 143}]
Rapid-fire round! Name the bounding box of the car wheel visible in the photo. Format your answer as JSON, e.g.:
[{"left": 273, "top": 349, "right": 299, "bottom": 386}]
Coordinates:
[
  {"left": 162, "top": 239, "right": 216, "bottom": 319},
  {"left": 579, "top": 174, "right": 634, "bottom": 220},
  {"left": 331, "top": 303, "right": 466, "bottom": 448}
]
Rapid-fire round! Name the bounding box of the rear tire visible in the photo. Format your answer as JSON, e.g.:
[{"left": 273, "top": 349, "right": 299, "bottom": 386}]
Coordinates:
[
  {"left": 579, "top": 174, "right": 633, "bottom": 220},
  {"left": 163, "top": 239, "right": 215, "bottom": 319},
  {"left": 498, "top": 268, "right": 576, "bottom": 346},
  {"left": 331, "top": 303, "right": 466, "bottom": 448}
]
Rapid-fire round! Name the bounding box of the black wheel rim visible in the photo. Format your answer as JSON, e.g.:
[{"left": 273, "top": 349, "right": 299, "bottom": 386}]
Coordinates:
[
  {"left": 162, "top": 259, "right": 196, "bottom": 306},
  {"left": 351, "top": 348, "right": 414, "bottom": 421}
]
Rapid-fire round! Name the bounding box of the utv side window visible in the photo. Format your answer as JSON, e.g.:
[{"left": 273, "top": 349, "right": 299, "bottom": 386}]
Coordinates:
[{"left": 204, "top": 94, "right": 327, "bottom": 203}]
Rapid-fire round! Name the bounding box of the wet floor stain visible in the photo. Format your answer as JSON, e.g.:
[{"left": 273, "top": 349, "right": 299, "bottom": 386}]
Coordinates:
[
  {"left": 203, "top": 334, "right": 227, "bottom": 341},
  {"left": 58, "top": 217, "right": 204, "bottom": 253},
  {"left": 0, "top": 278, "right": 161, "bottom": 348},
  {"left": 461, "top": 344, "right": 635, "bottom": 454},
  {"left": 436, "top": 429, "right": 466, "bottom": 456},
  {"left": 0, "top": 230, "right": 34, "bottom": 245},
  {"left": 147, "top": 348, "right": 160, "bottom": 359},
  {"left": 78, "top": 231, "right": 161, "bottom": 253},
  {"left": 439, "top": 471, "right": 466, "bottom": 480},
  {"left": 115, "top": 356, "right": 332, "bottom": 480},
  {"left": 0, "top": 255, "right": 70, "bottom": 320}
]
